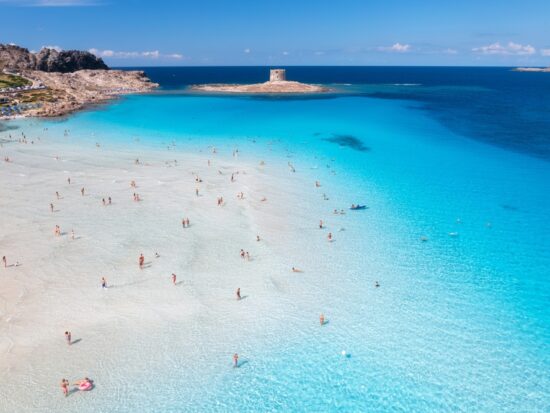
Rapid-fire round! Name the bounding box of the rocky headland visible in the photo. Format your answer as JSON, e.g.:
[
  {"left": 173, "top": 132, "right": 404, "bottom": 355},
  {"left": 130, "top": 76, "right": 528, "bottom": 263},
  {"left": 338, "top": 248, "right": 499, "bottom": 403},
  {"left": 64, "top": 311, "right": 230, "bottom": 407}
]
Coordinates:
[
  {"left": 0, "top": 44, "right": 157, "bottom": 118},
  {"left": 513, "top": 67, "right": 550, "bottom": 72}
]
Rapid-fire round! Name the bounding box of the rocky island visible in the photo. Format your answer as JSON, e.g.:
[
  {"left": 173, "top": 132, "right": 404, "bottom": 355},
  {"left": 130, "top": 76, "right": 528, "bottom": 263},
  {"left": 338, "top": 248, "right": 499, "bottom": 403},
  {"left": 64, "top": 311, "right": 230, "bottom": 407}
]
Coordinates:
[
  {"left": 0, "top": 44, "right": 157, "bottom": 118},
  {"left": 514, "top": 67, "right": 550, "bottom": 72},
  {"left": 190, "top": 69, "right": 328, "bottom": 94}
]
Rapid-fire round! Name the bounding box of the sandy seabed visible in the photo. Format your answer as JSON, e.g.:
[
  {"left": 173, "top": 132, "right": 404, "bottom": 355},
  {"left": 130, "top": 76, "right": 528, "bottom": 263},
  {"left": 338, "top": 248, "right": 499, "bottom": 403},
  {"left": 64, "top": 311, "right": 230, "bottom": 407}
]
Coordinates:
[{"left": 0, "top": 127, "right": 350, "bottom": 412}]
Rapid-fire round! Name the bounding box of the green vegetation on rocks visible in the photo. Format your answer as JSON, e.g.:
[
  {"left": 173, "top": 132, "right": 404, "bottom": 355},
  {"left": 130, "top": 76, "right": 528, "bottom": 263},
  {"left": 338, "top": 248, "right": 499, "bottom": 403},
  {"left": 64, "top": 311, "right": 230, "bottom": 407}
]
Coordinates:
[{"left": 0, "top": 74, "right": 31, "bottom": 89}]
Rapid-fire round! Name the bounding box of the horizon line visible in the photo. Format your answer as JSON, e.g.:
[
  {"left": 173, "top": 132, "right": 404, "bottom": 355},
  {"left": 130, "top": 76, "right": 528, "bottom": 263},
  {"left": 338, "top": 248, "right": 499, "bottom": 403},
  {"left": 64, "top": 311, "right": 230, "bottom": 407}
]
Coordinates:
[{"left": 111, "top": 64, "right": 536, "bottom": 69}]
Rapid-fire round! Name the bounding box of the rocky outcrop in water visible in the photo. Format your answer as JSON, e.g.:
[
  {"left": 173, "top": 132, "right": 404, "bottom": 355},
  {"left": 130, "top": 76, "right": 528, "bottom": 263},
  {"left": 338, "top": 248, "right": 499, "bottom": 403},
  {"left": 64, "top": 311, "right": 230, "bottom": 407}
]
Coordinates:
[{"left": 0, "top": 44, "right": 108, "bottom": 73}]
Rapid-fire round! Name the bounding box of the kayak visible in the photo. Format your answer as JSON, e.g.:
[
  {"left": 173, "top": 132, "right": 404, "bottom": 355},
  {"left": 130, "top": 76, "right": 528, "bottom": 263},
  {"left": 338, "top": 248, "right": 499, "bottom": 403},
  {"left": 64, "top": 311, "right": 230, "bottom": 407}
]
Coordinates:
[{"left": 350, "top": 205, "right": 367, "bottom": 210}]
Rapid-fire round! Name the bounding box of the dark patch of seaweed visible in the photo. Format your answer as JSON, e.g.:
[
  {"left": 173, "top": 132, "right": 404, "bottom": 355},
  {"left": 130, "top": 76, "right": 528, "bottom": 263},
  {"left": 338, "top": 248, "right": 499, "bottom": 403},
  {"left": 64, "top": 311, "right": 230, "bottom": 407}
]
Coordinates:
[{"left": 323, "top": 134, "right": 370, "bottom": 152}]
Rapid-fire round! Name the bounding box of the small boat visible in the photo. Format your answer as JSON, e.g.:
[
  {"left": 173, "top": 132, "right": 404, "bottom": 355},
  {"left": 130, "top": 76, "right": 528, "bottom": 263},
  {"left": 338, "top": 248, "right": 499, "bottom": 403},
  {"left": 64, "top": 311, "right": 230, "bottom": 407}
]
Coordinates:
[{"left": 350, "top": 205, "right": 367, "bottom": 210}]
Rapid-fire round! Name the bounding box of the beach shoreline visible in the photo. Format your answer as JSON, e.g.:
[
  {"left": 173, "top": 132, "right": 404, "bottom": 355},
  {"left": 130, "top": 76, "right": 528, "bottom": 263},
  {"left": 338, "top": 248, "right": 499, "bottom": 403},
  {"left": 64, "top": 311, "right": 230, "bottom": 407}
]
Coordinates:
[{"left": 0, "top": 122, "right": 349, "bottom": 411}]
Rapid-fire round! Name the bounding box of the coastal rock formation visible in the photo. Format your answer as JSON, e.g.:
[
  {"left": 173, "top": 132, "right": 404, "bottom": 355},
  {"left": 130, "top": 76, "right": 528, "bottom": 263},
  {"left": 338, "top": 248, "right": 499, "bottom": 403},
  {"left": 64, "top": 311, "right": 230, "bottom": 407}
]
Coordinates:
[
  {"left": 1, "top": 43, "right": 157, "bottom": 118},
  {"left": 191, "top": 80, "right": 328, "bottom": 94},
  {"left": 0, "top": 44, "right": 108, "bottom": 73},
  {"left": 514, "top": 67, "right": 550, "bottom": 72},
  {"left": 23, "top": 69, "right": 157, "bottom": 117}
]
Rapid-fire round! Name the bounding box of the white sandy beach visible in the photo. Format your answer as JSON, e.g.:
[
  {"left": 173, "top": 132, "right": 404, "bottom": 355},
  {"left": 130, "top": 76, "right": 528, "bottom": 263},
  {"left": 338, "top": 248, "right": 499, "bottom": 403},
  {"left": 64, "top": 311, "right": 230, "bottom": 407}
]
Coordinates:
[{"left": 0, "top": 125, "right": 363, "bottom": 412}]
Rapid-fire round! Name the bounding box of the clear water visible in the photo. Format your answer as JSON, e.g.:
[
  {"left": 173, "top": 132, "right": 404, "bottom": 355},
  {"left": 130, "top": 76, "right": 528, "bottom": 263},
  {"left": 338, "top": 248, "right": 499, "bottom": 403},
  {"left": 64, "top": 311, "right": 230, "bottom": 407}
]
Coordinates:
[{"left": 2, "top": 67, "right": 549, "bottom": 412}]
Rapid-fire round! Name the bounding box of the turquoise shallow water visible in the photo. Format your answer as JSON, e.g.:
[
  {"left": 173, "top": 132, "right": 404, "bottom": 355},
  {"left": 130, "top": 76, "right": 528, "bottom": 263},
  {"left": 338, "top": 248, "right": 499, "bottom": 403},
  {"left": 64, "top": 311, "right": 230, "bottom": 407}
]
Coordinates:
[{"left": 3, "top": 87, "right": 550, "bottom": 412}]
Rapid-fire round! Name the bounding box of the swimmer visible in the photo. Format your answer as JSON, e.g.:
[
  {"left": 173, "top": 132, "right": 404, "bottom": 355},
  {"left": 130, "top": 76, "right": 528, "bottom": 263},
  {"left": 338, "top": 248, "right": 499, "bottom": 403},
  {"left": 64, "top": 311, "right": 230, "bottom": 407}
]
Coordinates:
[
  {"left": 155, "top": 252, "right": 160, "bottom": 258},
  {"left": 292, "top": 267, "right": 302, "bottom": 273},
  {"left": 375, "top": 281, "right": 380, "bottom": 288},
  {"left": 236, "top": 287, "right": 241, "bottom": 300},
  {"left": 327, "top": 232, "right": 332, "bottom": 241},
  {"left": 256, "top": 235, "right": 260, "bottom": 242},
  {"left": 320, "top": 313, "right": 325, "bottom": 326},
  {"left": 65, "top": 331, "right": 71, "bottom": 345},
  {"left": 319, "top": 220, "right": 323, "bottom": 229},
  {"left": 171, "top": 273, "right": 176, "bottom": 285},
  {"left": 102, "top": 198, "right": 106, "bottom": 206},
  {"left": 108, "top": 197, "right": 112, "bottom": 205},
  {"left": 61, "top": 379, "right": 69, "bottom": 397},
  {"left": 315, "top": 181, "right": 321, "bottom": 187},
  {"left": 233, "top": 353, "right": 239, "bottom": 368}
]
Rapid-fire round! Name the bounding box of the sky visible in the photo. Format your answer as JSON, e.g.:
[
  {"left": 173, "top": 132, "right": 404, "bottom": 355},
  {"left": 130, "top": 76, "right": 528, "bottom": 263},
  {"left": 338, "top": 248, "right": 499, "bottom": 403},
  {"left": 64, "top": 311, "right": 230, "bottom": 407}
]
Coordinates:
[{"left": 1, "top": 0, "right": 549, "bottom": 66}]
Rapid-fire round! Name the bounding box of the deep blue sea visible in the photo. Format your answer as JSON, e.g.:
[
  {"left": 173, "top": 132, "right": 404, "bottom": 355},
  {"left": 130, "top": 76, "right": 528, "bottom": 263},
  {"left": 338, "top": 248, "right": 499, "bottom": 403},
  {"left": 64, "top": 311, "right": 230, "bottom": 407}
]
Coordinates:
[{"left": 2, "top": 67, "right": 549, "bottom": 412}]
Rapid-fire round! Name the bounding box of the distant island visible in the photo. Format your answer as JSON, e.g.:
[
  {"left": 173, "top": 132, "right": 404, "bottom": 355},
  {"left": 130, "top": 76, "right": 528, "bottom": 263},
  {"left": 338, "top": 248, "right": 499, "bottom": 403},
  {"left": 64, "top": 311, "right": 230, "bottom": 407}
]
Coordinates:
[
  {"left": 191, "top": 69, "right": 328, "bottom": 94},
  {"left": 513, "top": 67, "right": 550, "bottom": 72},
  {"left": 0, "top": 44, "right": 157, "bottom": 118}
]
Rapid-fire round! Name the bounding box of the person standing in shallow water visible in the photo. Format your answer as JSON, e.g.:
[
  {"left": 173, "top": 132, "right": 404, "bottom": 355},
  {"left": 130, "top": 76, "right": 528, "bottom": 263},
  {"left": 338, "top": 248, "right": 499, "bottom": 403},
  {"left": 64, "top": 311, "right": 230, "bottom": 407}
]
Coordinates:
[
  {"left": 60, "top": 379, "right": 69, "bottom": 397},
  {"left": 171, "top": 273, "right": 176, "bottom": 285},
  {"left": 2, "top": 256, "right": 6, "bottom": 268},
  {"left": 233, "top": 353, "right": 239, "bottom": 368},
  {"left": 139, "top": 254, "right": 145, "bottom": 268},
  {"left": 320, "top": 313, "right": 325, "bottom": 326},
  {"left": 101, "top": 277, "right": 107, "bottom": 289},
  {"left": 65, "top": 331, "right": 71, "bottom": 345},
  {"left": 236, "top": 288, "right": 241, "bottom": 300}
]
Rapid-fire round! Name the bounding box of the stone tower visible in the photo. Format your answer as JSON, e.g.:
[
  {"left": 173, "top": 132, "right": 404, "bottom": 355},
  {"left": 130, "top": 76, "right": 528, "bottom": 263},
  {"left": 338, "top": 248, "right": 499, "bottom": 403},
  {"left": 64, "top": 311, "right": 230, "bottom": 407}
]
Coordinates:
[{"left": 269, "top": 69, "right": 286, "bottom": 82}]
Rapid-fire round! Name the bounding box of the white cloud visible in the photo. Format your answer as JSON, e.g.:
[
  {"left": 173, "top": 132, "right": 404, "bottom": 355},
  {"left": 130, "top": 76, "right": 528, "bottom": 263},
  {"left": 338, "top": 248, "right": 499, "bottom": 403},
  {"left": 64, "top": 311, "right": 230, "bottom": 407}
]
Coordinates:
[
  {"left": 243, "top": 48, "right": 251, "bottom": 54},
  {"left": 541, "top": 49, "right": 550, "bottom": 56},
  {"left": 472, "top": 42, "right": 536, "bottom": 55},
  {"left": 89, "top": 48, "right": 183, "bottom": 60},
  {"left": 282, "top": 51, "right": 289, "bottom": 56},
  {"left": 443, "top": 48, "right": 458, "bottom": 55},
  {"left": 41, "top": 45, "right": 62, "bottom": 52},
  {"left": 378, "top": 43, "right": 411, "bottom": 53},
  {"left": 141, "top": 51, "right": 160, "bottom": 59},
  {"left": 314, "top": 51, "right": 325, "bottom": 56}
]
